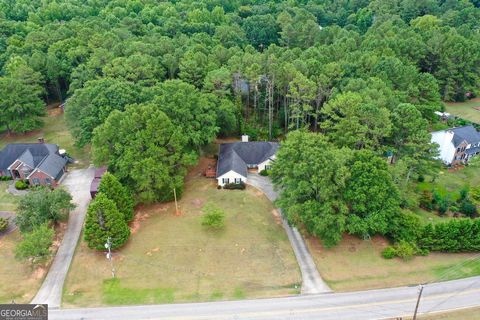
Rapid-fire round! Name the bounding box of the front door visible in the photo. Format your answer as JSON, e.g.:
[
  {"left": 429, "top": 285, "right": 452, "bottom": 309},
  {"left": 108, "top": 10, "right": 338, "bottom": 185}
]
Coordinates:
[{"left": 12, "top": 170, "right": 20, "bottom": 179}]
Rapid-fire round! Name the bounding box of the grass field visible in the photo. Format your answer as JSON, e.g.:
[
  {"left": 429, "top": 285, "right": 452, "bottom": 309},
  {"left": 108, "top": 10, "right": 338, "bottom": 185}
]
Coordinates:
[
  {"left": 0, "top": 181, "right": 18, "bottom": 212},
  {"left": 63, "top": 174, "right": 301, "bottom": 307},
  {"left": 0, "top": 109, "right": 90, "bottom": 168},
  {"left": 416, "top": 307, "right": 480, "bottom": 319},
  {"left": 444, "top": 98, "right": 480, "bottom": 124},
  {"left": 307, "top": 234, "right": 480, "bottom": 292},
  {"left": 0, "top": 230, "right": 47, "bottom": 303}
]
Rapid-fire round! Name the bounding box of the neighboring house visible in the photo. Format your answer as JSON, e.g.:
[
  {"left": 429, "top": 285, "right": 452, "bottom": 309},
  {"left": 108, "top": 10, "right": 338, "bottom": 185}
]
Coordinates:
[
  {"left": 431, "top": 125, "right": 480, "bottom": 166},
  {"left": 216, "top": 137, "right": 278, "bottom": 187},
  {"left": 0, "top": 141, "right": 67, "bottom": 187},
  {"left": 90, "top": 166, "right": 107, "bottom": 198}
]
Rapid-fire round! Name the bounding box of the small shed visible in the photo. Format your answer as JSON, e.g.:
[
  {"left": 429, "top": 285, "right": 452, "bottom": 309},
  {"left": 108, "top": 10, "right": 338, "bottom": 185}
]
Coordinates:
[
  {"left": 90, "top": 166, "right": 107, "bottom": 198},
  {"left": 205, "top": 164, "right": 216, "bottom": 178}
]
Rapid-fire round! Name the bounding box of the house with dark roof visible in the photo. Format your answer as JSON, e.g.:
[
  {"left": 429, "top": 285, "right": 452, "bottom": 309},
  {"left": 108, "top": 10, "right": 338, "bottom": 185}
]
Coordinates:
[
  {"left": 431, "top": 125, "right": 480, "bottom": 165},
  {"left": 0, "top": 141, "right": 67, "bottom": 187},
  {"left": 216, "top": 138, "right": 278, "bottom": 186}
]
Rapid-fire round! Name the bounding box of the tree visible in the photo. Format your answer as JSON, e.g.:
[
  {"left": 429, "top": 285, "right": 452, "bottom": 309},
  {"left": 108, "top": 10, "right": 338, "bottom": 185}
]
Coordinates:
[
  {"left": 98, "top": 172, "right": 135, "bottom": 222},
  {"left": 272, "top": 130, "right": 351, "bottom": 247},
  {"left": 65, "top": 78, "right": 142, "bottom": 146},
  {"left": 321, "top": 92, "right": 392, "bottom": 150},
  {"left": 84, "top": 193, "right": 130, "bottom": 250},
  {"left": 15, "top": 187, "right": 75, "bottom": 233},
  {"left": 15, "top": 224, "right": 54, "bottom": 264},
  {"left": 152, "top": 80, "right": 219, "bottom": 149},
  {"left": 0, "top": 57, "right": 45, "bottom": 133},
  {"left": 92, "top": 104, "right": 197, "bottom": 203},
  {"left": 344, "top": 150, "right": 401, "bottom": 238},
  {"left": 242, "top": 14, "right": 280, "bottom": 49}
]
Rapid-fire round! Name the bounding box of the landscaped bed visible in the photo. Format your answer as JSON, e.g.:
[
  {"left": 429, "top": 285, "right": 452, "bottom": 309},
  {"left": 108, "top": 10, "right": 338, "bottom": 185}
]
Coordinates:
[
  {"left": 307, "top": 234, "right": 480, "bottom": 292},
  {"left": 63, "top": 175, "right": 301, "bottom": 307}
]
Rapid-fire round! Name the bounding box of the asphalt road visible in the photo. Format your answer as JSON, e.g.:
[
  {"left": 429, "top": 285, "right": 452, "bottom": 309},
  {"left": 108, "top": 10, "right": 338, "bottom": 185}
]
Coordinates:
[
  {"left": 246, "top": 173, "right": 331, "bottom": 294},
  {"left": 51, "top": 276, "right": 480, "bottom": 320},
  {"left": 31, "top": 167, "right": 95, "bottom": 308}
]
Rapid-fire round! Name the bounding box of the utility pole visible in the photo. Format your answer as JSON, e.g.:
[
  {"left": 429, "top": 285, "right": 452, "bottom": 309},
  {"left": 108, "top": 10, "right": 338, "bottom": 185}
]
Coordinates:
[
  {"left": 412, "top": 285, "right": 424, "bottom": 320},
  {"left": 173, "top": 187, "right": 180, "bottom": 216},
  {"left": 105, "top": 236, "right": 116, "bottom": 278}
]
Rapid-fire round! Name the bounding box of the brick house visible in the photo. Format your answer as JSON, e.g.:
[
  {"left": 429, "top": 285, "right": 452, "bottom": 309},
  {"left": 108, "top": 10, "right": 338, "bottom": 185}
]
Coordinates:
[{"left": 0, "top": 141, "right": 68, "bottom": 187}]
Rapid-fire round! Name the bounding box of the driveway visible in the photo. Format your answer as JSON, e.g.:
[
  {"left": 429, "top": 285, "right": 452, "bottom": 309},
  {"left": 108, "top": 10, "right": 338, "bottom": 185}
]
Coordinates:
[
  {"left": 246, "top": 173, "right": 331, "bottom": 294},
  {"left": 31, "top": 167, "right": 95, "bottom": 308},
  {"left": 50, "top": 276, "right": 480, "bottom": 319}
]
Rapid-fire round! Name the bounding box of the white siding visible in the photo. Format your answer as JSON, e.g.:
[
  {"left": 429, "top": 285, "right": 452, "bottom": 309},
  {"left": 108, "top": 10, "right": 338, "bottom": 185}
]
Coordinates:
[
  {"left": 217, "top": 170, "right": 246, "bottom": 186},
  {"left": 258, "top": 156, "right": 274, "bottom": 172},
  {"left": 431, "top": 130, "right": 456, "bottom": 165}
]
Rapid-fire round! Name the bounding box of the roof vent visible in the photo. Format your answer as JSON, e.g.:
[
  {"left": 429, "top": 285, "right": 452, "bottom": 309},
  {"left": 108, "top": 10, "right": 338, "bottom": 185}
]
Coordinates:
[{"left": 241, "top": 135, "right": 249, "bottom": 142}]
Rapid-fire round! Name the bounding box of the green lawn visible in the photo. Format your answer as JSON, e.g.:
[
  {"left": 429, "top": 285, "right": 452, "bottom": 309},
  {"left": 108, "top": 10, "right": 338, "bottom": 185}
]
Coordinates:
[
  {"left": 63, "top": 175, "right": 301, "bottom": 307},
  {"left": 444, "top": 98, "right": 480, "bottom": 124},
  {"left": 0, "top": 181, "right": 18, "bottom": 212},
  {"left": 307, "top": 234, "right": 480, "bottom": 292},
  {"left": 0, "top": 111, "right": 90, "bottom": 168},
  {"left": 0, "top": 230, "right": 47, "bottom": 303},
  {"left": 415, "top": 307, "right": 480, "bottom": 320}
]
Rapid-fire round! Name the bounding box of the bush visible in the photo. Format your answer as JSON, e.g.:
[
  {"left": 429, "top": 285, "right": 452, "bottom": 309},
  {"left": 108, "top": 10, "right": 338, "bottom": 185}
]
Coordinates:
[
  {"left": 15, "top": 180, "right": 29, "bottom": 190},
  {"left": 382, "top": 246, "right": 396, "bottom": 259},
  {"left": 201, "top": 204, "right": 225, "bottom": 229},
  {"left": 259, "top": 169, "right": 270, "bottom": 176},
  {"left": 459, "top": 199, "right": 477, "bottom": 217},
  {"left": 0, "top": 175, "right": 12, "bottom": 181},
  {"left": 394, "top": 241, "right": 416, "bottom": 260},
  {"left": 0, "top": 217, "right": 8, "bottom": 232},
  {"left": 15, "top": 224, "right": 54, "bottom": 264},
  {"left": 419, "top": 190, "right": 433, "bottom": 210},
  {"left": 419, "top": 219, "right": 480, "bottom": 252},
  {"left": 224, "top": 182, "right": 246, "bottom": 190},
  {"left": 388, "top": 211, "right": 423, "bottom": 243}
]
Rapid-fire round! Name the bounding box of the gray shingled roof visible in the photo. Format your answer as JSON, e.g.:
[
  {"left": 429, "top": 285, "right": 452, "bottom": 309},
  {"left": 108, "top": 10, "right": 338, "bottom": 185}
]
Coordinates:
[
  {"left": 216, "top": 142, "right": 279, "bottom": 178},
  {"left": 17, "top": 149, "right": 35, "bottom": 168},
  {"left": 0, "top": 143, "right": 59, "bottom": 172},
  {"left": 35, "top": 153, "right": 67, "bottom": 179},
  {"left": 450, "top": 125, "right": 480, "bottom": 147}
]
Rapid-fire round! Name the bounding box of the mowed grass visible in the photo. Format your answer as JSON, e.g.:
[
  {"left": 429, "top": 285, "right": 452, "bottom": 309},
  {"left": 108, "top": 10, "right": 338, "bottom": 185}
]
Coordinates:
[
  {"left": 444, "top": 98, "right": 480, "bottom": 124},
  {"left": 63, "top": 176, "right": 301, "bottom": 307},
  {"left": 0, "top": 181, "right": 18, "bottom": 212},
  {"left": 0, "top": 230, "right": 47, "bottom": 303},
  {"left": 415, "top": 307, "right": 480, "bottom": 320},
  {"left": 307, "top": 235, "right": 480, "bottom": 292},
  {"left": 0, "top": 110, "right": 90, "bottom": 168}
]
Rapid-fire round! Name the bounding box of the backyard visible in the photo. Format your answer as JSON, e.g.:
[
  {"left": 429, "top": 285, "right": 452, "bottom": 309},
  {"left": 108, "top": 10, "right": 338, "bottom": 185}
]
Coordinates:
[
  {"left": 0, "top": 181, "right": 18, "bottom": 212},
  {"left": 63, "top": 169, "right": 301, "bottom": 307},
  {"left": 444, "top": 98, "right": 480, "bottom": 124},
  {"left": 0, "top": 107, "right": 90, "bottom": 168}
]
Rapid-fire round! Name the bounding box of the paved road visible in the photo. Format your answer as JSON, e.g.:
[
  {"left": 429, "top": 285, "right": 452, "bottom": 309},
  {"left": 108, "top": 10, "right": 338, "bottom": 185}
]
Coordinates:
[
  {"left": 51, "top": 276, "right": 480, "bottom": 319},
  {"left": 246, "top": 173, "right": 331, "bottom": 294},
  {"left": 31, "top": 167, "right": 95, "bottom": 308}
]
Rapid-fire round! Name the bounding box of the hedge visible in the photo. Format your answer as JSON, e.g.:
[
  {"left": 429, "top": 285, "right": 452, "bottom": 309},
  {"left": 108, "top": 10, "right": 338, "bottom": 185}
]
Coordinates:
[{"left": 419, "top": 218, "right": 480, "bottom": 252}]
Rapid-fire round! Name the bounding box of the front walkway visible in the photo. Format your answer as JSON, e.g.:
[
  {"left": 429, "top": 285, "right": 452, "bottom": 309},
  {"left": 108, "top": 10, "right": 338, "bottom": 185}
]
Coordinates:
[
  {"left": 246, "top": 173, "right": 332, "bottom": 294},
  {"left": 31, "top": 167, "right": 95, "bottom": 308}
]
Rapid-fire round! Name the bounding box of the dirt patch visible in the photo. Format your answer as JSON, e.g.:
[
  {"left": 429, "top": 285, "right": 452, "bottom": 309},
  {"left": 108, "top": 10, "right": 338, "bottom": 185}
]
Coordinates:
[
  {"left": 186, "top": 157, "right": 217, "bottom": 180},
  {"left": 47, "top": 107, "right": 63, "bottom": 116},
  {"left": 191, "top": 198, "right": 204, "bottom": 208},
  {"left": 254, "top": 190, "right": 264, "bottom": 197},
  {"left": 130, "top": 211, "right": 153, "bottom": 234},
  {"left": 33, "top": 267, "right": 46, "bottom": 280},
  {"left": 271, "top": 209, "right": 282, "bottom": 225}
]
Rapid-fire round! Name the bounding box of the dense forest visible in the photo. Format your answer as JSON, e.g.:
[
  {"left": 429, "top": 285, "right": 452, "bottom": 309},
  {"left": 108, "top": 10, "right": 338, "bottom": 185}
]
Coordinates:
[{"left": 1, "top": 0, "right": 480, "bottom": 250}]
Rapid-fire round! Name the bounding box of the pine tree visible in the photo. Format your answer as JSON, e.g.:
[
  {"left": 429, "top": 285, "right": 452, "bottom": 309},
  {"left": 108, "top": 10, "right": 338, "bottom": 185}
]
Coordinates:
[
  {"left": 98, "top": 172, "right": 134, "bottom": 222},
  {"left": 84, "top": 193, "right": 130, "bottom": 250}
]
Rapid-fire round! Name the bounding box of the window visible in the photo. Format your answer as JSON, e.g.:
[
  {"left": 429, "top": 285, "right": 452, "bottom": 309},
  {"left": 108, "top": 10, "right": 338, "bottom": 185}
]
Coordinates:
[
  {"left": 32, "top": 178, "right": 40, "bottom": 185},
  {"left": 45, "top": 178, "right": 52, "bottom": 185},
  {"left": 234, "top": 178, "right": 242, "bottom": 184},
  {"left": 457, "top": 147, "right": 461, "bottom": 152},
  {"left": 265, "top": 165, "right": 272, "bottom": 170},
  {"left": 222, "top": 178, "right": 229, "bottom": 184}
]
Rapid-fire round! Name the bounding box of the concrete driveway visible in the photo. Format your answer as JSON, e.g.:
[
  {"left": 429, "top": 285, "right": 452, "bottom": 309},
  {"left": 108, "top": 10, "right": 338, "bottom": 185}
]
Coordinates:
[
  {"left": 31, "top": 167, "right": 95, "bottom": 308},
  {"left": 246, "top": 173, "right": 331, "bottom": 294}
]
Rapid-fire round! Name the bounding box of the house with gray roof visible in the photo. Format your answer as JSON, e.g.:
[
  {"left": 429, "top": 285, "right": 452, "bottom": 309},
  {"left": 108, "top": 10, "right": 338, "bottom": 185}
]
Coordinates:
[
  {"left": 0, "top": 141, "right": 67, "bottom": 187},
  {"left": 216, "top": 137, "right": 279, "bottom": 186},
  {"left": 431, "top": 125, "right": 480, "bottom": 165}
]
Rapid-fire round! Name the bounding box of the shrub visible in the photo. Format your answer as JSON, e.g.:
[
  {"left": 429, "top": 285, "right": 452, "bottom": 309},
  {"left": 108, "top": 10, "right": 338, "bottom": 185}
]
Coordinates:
[
  {"left": 0, "top": 217, "right": 8, "bottom": 232},
  {"left": 98, "top": 172, "right": 135, "bottom": 222},
  {"left": 259, "top": 169, "right": 270, "bottom": 176},
  {"left": 459, "top": 185, "right": 469, "bottom": 201},
  {"left": 419, "top": 219, "right": 480, "bottom": 252},
  {"left": 0, "top": 175, "right": 12, "bottom": 181},
  {"left": 394, "top": 241, "right": 416, "bottom": 260},
  {"left": 388, "top": 211, "right": 423, "bottom": 243},
  {"left": 417, "top": 175, "right": 425, "bottom": 182},
  {"left": 15, "top": 180, "right": 28, "bottom": 190},
  {"left": 15, "top": 224, "right": 54, "bottom": 264},
  {"left": 419, "top": 190, "right": 433, "bottom": 210},
  {"left": 459, "top": 199, "right": 477, "bottom": 217},
  {"left": 201, "top": 204, "right": 225, "bottom": 230},
  {"left": 224, "top": 182, "right": 246, "bottom": 190},
  {"left": 382, "top": 246, "right": 396, "bottom": 259}
]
